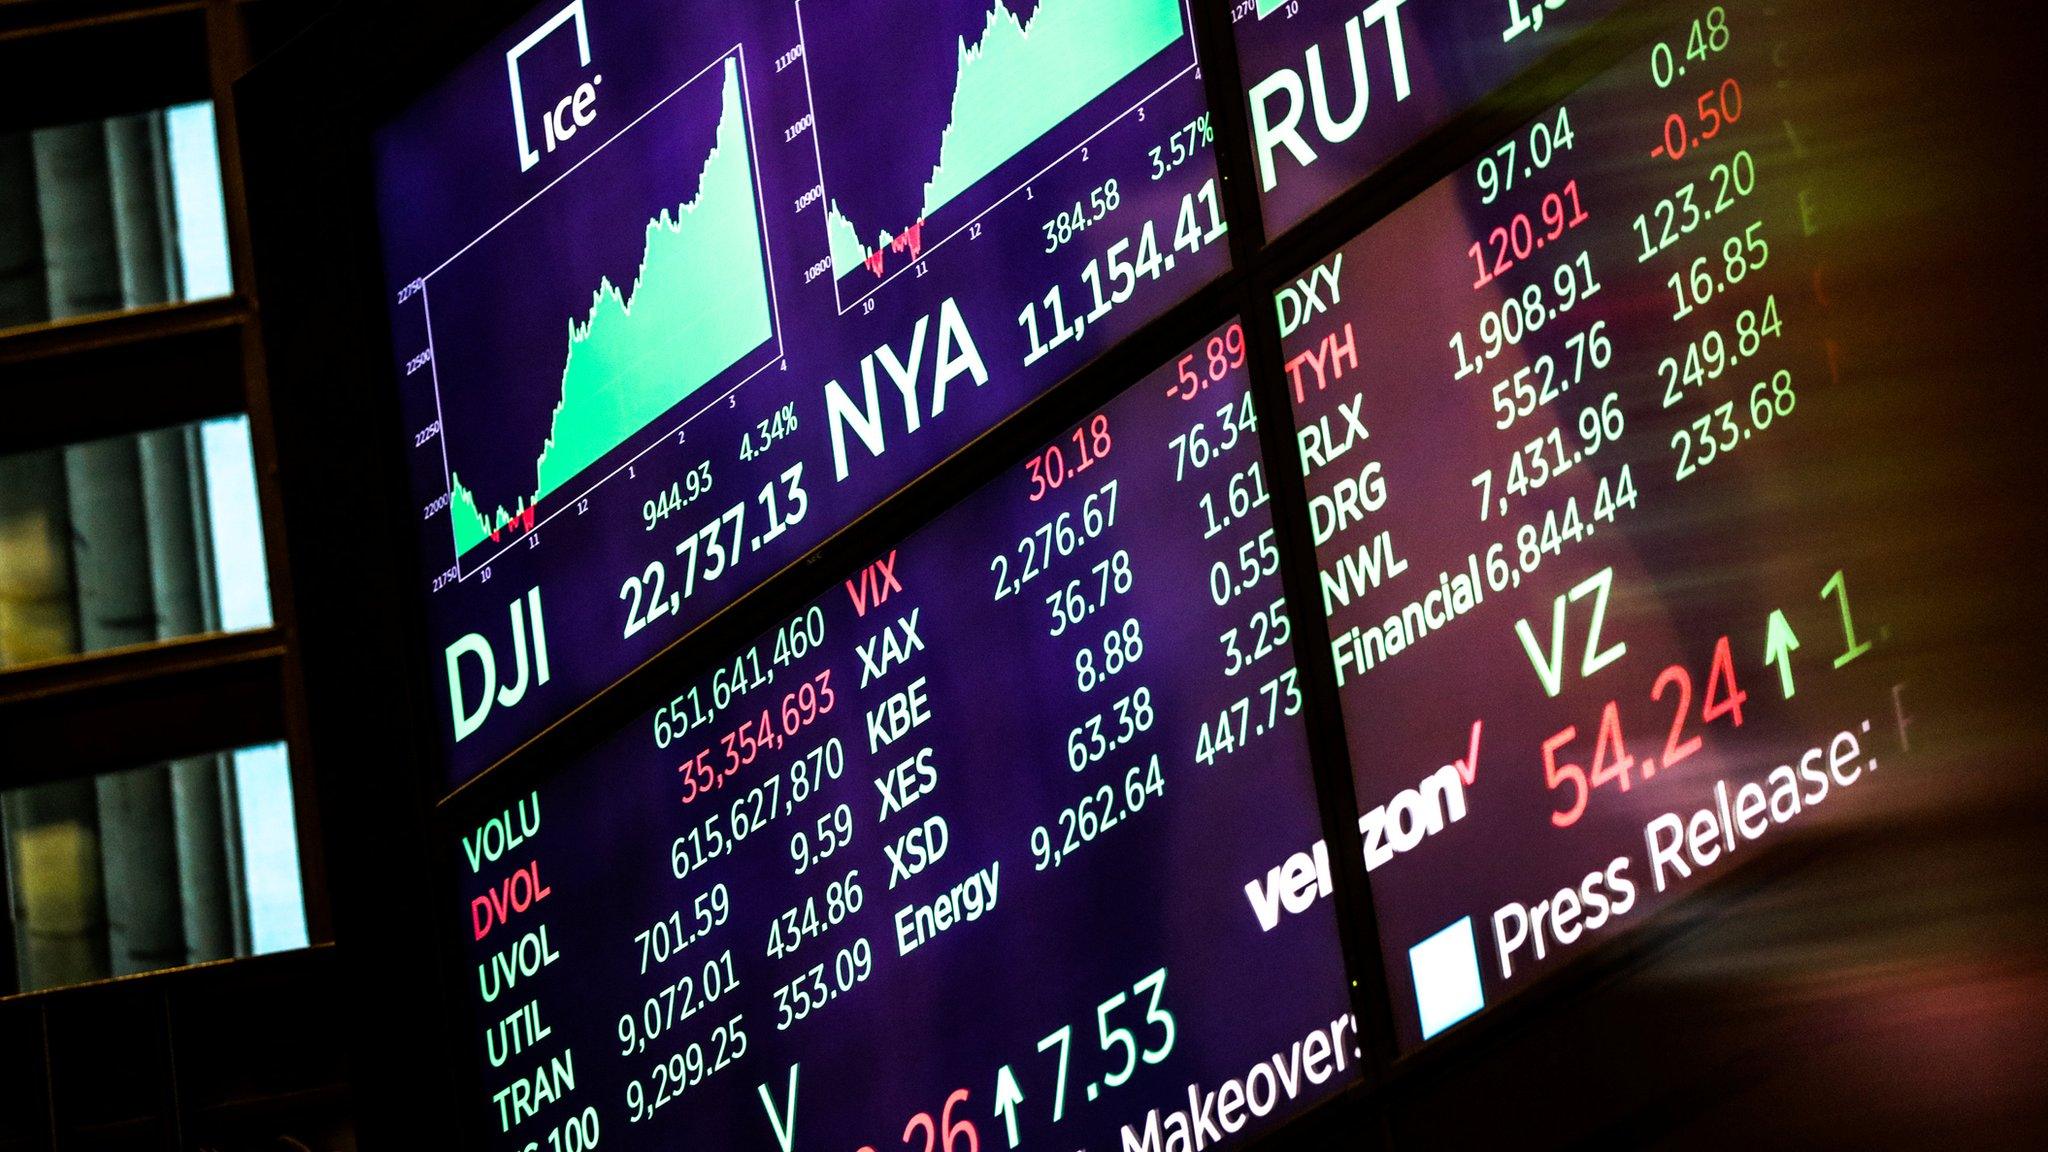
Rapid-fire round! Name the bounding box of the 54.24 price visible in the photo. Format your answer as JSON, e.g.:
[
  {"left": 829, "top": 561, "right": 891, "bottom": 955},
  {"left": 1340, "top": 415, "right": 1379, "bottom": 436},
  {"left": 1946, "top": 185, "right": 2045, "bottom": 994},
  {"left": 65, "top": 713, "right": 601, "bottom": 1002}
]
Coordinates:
[{"left": 1544, "top": 636, "right": 1747, "bottom": 827}]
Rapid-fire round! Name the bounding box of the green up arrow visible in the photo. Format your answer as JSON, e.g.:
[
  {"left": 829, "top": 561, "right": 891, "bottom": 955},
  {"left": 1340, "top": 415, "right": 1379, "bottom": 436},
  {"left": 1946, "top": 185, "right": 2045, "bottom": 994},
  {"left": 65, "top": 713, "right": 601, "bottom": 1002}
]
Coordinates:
[
  {"left": 994, "top": 1065, "right": 1026, "bottom": 1149},
  {"left": 1764, "top": 609, "right": 1802, "bottom": 700}
]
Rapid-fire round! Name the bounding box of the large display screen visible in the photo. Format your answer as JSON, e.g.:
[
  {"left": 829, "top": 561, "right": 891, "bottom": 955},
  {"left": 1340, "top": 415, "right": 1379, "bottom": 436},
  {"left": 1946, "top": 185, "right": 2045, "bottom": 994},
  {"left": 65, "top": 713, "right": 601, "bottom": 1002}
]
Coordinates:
[
  {"left": 451, "top": 324, "right": 1360, "bottom": 1150},
  {"left": 1234, "top": 0, "right": 1626, "bottom": 235},
  {"left": 1274, "top": 2, "right": 1917, "bottom": 1049},
  {"left": 373, "top": 0, "right": 1231, "bottom": 786}
]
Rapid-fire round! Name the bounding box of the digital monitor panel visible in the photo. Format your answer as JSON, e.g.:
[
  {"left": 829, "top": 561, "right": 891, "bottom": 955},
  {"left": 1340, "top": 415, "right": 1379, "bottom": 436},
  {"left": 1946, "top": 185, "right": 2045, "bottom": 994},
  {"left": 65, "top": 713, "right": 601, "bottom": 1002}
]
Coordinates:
[
  {"left": 1275, "top": 3, "right": 1918, "bottom": 1049},
  {"left": 452, "top": 323, "right": 1360, "bottom": 1150},
  {"left": 373, "top": 0, "right": 1231, "bottom": 786},
  {"left": 1234, "top": 0, "right": 1626, "bottom": 236}
]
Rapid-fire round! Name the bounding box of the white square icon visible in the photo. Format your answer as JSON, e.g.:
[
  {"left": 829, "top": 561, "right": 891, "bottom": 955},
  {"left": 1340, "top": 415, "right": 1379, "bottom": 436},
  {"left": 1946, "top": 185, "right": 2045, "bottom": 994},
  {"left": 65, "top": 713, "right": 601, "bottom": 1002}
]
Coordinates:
[{"left": 1410, "top": 916, "right": 1486, "bottom": 1040}]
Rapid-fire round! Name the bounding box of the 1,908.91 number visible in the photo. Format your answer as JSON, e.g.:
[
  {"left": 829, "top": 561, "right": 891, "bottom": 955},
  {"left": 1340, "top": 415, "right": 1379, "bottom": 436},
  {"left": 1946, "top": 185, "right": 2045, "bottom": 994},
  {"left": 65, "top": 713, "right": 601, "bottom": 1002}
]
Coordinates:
[{"left": 1450, "top": 252, "right": 1603, "bottom": 381}]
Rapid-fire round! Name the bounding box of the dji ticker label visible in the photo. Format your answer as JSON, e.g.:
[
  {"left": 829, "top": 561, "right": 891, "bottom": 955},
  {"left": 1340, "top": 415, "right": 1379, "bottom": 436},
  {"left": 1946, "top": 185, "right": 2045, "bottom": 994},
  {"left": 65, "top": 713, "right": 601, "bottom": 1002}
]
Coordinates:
[{"left": 446, "top": 586, "right": 552, "bottom": 743}]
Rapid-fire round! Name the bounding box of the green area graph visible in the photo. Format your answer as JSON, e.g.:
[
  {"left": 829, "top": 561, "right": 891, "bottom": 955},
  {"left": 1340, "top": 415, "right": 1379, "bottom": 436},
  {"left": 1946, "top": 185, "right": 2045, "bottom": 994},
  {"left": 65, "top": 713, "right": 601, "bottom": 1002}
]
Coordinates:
[
  {"left": 450, "top": 57, "right": 772, "bottom": 557},
  {"left": 824, "top": 0, "right": 1184, "bottom": 279}
]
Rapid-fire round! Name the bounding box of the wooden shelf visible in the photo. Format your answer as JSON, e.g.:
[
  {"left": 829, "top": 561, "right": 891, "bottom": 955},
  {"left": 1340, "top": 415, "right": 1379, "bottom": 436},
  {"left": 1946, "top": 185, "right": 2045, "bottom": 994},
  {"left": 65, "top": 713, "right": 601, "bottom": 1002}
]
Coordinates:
[
  {"left": 0, "top": 0, "right": 271, "bottom": 38},
  {"left": 0, "top": 628, "right": 286, "bottom": 786},
  {"left": 0, "top": 0, "right": 338, "bottom": 1140},
  {"left": 0, "top": 2, "right": 212, "bottom": 135},
  {"left": 0, "top": 298, "right": 250, "bottom": 454},
  {"left": 0, "top": 0, "right": 201, "bottom": 40}
]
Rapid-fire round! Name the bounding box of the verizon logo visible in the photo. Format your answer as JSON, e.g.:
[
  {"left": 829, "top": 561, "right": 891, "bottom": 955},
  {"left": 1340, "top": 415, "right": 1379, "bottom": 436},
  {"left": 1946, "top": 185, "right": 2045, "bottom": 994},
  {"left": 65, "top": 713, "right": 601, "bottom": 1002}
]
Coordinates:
[{"left": 1246, "top": 722, "right": 1479, "bottom": 931}]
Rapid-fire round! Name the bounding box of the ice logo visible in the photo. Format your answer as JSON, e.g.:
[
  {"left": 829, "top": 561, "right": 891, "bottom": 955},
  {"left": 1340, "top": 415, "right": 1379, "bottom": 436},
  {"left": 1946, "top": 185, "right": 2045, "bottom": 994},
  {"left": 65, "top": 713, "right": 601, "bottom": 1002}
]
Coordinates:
[{"left": 506, "top": 0, "right": 602, "bottom": 172}]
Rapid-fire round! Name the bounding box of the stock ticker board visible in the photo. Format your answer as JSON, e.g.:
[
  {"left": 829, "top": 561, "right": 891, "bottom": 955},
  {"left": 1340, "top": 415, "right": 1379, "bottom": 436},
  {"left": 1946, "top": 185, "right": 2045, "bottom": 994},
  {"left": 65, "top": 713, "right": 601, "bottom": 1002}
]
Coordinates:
[
  {"left": 379, "top": 0, "right": 1927, "bottom": 1147},
  {"left": 1277, "top": 5, "right": 1915, "bottom": 1048},
  {"left": 455, "top": 323, "right": 1363, "bottom": 1151},
  {"left": 375, "top": 0, "right": 1230, "bottom": 785}
]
